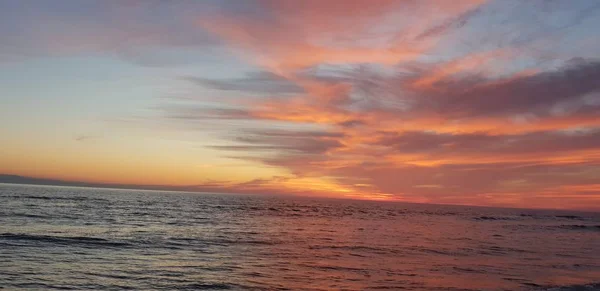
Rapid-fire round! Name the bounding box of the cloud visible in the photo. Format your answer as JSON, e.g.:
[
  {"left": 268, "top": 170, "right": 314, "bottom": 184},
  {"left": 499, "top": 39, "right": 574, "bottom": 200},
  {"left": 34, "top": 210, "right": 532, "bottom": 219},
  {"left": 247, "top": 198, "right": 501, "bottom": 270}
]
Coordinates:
[
  {"left": 405, "top": 59, "right": 600, "bottom": 119},
  {"left": 7, "top": 0, "right": 599, "bottom": 208},
  {"left": 375, "top": 129, "right": 600, "bottom": 159},
  {"left": 211, "top": 129, "right": 345, "bottom": 156},
  {"left": 148, "top": 0, "right": 600, "bottom": 209},
  {"left": 0, "top": 1, "right": 219, "bottom": 64},
  {"left": 198, "top": 0, "right": 487, "bottom": 72},
  {"left": 74, "top": 135, "right": 97, "bottom": 142},
  {"left": 415, "top": 6, "right": 483, "bottom": 40},
  {"left": 182, "top": 71, "right": 304, "bottom": 95}
]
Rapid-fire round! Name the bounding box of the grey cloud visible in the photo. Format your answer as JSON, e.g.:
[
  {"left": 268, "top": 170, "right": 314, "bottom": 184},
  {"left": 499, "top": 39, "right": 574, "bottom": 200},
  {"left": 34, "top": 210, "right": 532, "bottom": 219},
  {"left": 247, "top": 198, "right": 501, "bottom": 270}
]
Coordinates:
[
  {"left": 434, "top": 60, "right": 600, "bottom": 117},
  {"left": 182, "top": 71, "right": 304, "bottom": 95},
  {"left": 376, "top": 128, "right": 600, "bottom": 156},
  {"left": 330, "top": 158, "right": 600, "bottom": 199},
  {"left": 212, "top": 129, "right": 345, "bottom": 156},
  {"left": 415, "top": 6, "right": 482, "bottom": 40},
  {"left": 0, "top": 1, "right": 220, "bottom": 64},
  {"left": 374, "top": 59, "right": 600, "bottom": 120},
  {"left": 164, "top": 106, "right": 254, "bottom": 120}
]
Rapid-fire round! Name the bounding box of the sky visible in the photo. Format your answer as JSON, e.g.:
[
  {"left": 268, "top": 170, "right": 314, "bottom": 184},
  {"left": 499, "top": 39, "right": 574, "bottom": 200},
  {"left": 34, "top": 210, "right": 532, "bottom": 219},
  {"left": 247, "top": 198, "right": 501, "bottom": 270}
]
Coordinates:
[{"left": 1, "top": 0, "right": 600, "bottom": 210}]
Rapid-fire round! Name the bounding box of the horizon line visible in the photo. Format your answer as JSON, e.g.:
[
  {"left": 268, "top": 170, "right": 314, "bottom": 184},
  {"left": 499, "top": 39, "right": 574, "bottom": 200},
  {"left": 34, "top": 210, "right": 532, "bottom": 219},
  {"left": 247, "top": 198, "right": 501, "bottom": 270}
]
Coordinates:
[{"left": 1, "top": 174, "right": 598, "bottom": 213}]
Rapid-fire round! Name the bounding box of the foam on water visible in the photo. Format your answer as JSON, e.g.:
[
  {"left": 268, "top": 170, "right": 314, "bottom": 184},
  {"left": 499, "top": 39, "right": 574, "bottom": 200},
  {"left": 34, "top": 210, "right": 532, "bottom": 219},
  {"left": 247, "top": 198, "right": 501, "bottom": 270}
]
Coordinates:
[{"left": 1, "top": 183, "right": 599, "bottom": 290}]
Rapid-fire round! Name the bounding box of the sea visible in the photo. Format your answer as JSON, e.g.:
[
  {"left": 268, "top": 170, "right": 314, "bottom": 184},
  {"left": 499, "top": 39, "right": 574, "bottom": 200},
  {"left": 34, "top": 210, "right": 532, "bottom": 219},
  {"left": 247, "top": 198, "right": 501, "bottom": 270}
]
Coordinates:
[{"left": 0, "top": 183, "right": 598, "bottom": 290}]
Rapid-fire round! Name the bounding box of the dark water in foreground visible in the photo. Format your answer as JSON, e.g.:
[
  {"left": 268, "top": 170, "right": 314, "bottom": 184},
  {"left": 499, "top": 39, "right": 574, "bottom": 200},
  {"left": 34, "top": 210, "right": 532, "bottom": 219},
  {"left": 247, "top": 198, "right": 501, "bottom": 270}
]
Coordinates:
[{"left": 0, "top": 184, "right": 599, "bottom": 291}]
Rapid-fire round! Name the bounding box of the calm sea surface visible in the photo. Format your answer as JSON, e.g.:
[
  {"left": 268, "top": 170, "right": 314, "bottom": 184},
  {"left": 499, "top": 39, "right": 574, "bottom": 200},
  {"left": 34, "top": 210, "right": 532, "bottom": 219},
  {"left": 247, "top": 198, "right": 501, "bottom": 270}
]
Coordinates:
[{"left": 0, "top": 183, "right": 599, "bottom": 290}]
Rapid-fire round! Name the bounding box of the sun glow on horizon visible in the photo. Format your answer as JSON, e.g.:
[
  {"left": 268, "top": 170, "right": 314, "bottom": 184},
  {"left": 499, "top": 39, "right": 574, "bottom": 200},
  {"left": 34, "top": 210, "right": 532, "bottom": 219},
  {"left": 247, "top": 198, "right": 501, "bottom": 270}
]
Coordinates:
[{"left": 2, "top": 0, "right": 600, "bottom": 210}]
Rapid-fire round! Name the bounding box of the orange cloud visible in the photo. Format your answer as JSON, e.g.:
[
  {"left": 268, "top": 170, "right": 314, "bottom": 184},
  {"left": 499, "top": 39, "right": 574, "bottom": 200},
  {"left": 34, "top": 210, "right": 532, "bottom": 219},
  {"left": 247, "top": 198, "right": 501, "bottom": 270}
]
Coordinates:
[
  {"left": 5, "top": 0, "right": 600, "bottom": 210},
  {"left": 59, "top": 0, "right": 596, "bottom": 210},
  {"left": 199, "top": 0, "right": 487, "bottom": 72}
]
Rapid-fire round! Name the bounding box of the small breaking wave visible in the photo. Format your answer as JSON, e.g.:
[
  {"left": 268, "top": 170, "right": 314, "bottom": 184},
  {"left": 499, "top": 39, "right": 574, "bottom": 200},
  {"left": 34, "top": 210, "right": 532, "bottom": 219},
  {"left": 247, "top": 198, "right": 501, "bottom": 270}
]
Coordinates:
[
  {"left": 553, "top": 225, "right": 600, "bottom": 231},
  {"left": 541, "top": 282, "right": 600, "bottom": 291},
  {"left": 308, "top": 244, "right": 399, "bottom": 255},
  {"left": 5, "top": 195, "right": 86, "bottom": 201},
  {"left": 473, "top": 215, "right": 519, "bottom": 221},
  {"left": 0, "top": 233, "right": 131, "bottom": 248},
  {"left": 5, "top": 212, "right": 52, "bottom": 219},
  {"left": 554, "top": 215, "right": 585, "bottom": 221},
  {"left": 175, "top": 283, "right": 234, "bottom": 290}
]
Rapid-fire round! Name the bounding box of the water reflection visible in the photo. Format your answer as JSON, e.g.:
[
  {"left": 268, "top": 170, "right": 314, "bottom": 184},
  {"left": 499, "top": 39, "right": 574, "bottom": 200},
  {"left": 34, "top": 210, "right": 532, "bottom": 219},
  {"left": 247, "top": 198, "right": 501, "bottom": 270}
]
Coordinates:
[{"left": 1, "top": 184, "right": 599, "bottom": 290}]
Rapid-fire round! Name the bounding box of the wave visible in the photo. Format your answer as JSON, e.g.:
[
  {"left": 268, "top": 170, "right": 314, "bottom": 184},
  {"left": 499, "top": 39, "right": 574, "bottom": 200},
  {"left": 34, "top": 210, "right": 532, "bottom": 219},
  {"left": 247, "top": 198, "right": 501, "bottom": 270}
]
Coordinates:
[
  {"left": 2, "top": 194, "right": 108, "bottom": 203},
  {"left": 554, "top": 215, "right": 585, "bottom": 221},
  {"left": 4, "top": 212, "right": 52, "bottom": 219},
  {"left": 0, "top": 233, "right": 282, "bottom": 250},
  {"left": 473, "top": 216, "right": 518, "bottom": 221},
  {"left": 308, "top": 244, "right": 399, "bottom": 255},
  {"left": 0, "top": 233, "right": 131, "bottom": 248},
  {"left": 542, "top": 282, "right": 600, "bottom": 290},
  {"left": 176, "top": 283, "right": 234, "bottom": 290},
  {"left": 474, "top": 214, "right": 590, "bottom": 222},
  {"left": 553, "top": 225, "right": 600, "bottom": 231}
]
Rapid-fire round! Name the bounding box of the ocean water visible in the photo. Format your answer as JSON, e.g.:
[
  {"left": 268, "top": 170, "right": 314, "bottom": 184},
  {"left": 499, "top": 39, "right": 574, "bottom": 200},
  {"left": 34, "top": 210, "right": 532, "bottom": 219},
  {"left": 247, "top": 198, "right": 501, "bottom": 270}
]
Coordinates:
[{"left": 0, "top": 184, "right": 599, "bottom": 291}]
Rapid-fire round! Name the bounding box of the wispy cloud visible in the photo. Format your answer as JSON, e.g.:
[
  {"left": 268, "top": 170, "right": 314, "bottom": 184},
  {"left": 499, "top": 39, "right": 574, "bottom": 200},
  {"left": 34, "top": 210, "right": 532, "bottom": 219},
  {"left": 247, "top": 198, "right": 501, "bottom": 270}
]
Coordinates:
[
  {"left": 3, "top": 0, "right": 600, "bottom": 209},
  {"left": 74, "top": 135, "right": 97, "bottom": 142},
  {"left": 151, "top": 0, "right": 600, "bottom": 208},
  {"left": 182, "top": 71, "right": 304, "bottom": 95},
  {"left": 0, "top": 1, "right": 219, "bottom": 64}
]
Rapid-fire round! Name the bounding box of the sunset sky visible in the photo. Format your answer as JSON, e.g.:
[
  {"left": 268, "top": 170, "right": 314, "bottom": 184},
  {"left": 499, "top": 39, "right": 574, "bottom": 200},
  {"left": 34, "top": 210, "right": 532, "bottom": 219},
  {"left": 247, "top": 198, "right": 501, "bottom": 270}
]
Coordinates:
[{"left": 1, "top": 0, "right": 600, "bottom": 209}]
